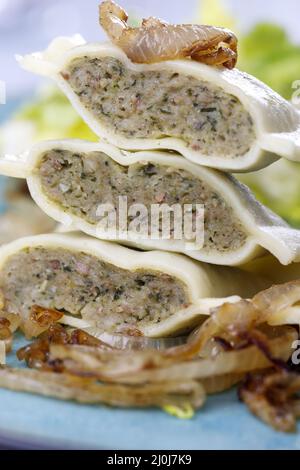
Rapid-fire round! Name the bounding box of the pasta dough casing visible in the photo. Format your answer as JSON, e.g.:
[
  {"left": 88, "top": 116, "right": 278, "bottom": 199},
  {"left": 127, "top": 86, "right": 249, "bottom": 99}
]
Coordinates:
[
  {"left": 0, "top": 232, "right": 269, "bottom": 336},
  {"left": 17, "top": 36, "right": 300, "bottom": 172},
  {"left": 1, "top": 140, "right": 300, "bottom": 266}
]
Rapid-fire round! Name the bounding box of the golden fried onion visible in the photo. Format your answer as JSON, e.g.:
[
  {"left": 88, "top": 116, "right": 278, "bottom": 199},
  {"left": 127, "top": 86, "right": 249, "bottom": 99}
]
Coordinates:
[
  {"left": 50, "top": 326, "right": 296, "bottom": 384},
  {"left": 2, "top": 280, "right": 300, "bottom": 429},
  {"left": 99, "top": 1, "right": 238, "bottom": 68},
  {"left": 0, "top": 313, "right": 21, "bottom": 364},
  {"left": 0, "top": 368, "right": 205, "bottom": 409},
  {"left": 163, "top": 280, "right": 300, "bottom": 362},
  {"left": 239, "top": 370, "right": 300, "bottom": 433}
]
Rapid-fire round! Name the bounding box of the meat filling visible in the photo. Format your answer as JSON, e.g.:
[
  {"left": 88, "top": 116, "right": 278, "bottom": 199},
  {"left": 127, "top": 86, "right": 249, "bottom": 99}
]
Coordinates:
[
  {"left": 38, "top": 150, "right": 248, "bottom": 253},
  {"left": 0, "top": 247, "right": 190, "bottom": 332},
  {"left": 63, "top": 57, "right": 255, "bottom": 158}
]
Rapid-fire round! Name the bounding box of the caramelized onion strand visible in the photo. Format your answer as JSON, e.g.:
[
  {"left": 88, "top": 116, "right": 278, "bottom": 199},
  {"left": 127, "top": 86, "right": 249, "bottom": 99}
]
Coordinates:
[{"left": 99, "top": 1, "right": 238, "bottom": 68}]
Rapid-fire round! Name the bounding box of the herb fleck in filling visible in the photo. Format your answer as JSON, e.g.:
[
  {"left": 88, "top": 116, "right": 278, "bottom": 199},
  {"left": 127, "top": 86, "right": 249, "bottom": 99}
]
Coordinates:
[
  {"left": 63, "top": 56, "right": 255, "bottom": 158},
  {"left": 38, "top": 150, "right": 247, "bottom": 253},
  {"left": 0, "top": 247, "right": 190, "bottom": 332}
]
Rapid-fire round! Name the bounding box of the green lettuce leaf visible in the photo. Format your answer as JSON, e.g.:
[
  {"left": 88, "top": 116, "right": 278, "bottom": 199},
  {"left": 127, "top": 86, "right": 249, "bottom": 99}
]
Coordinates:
[{"left": 16, "top": 87, "right": 97, "bottom": 141}]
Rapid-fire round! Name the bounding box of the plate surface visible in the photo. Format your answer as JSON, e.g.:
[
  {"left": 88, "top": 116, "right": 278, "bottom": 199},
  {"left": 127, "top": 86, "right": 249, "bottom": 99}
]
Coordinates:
[{"left": 0, "top": 99, "right": 300, "bottom": 450}]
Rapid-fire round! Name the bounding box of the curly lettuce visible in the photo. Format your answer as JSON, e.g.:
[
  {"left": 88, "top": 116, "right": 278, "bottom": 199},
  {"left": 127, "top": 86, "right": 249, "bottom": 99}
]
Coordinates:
[
  {"left": 0, "top": 87, "right": 96, "bottom": 157},
  {"left": 199, "top": 0, "right": 300, "bottom": 99},
  {"left": 199, "top": 0, "right": 300, "bottom": 227},
  {"left": 238, "top": 23, "right": 300, "bottom": 100},
  {"left": 16, "top": 87, "right": 96, "bottom": 141}
]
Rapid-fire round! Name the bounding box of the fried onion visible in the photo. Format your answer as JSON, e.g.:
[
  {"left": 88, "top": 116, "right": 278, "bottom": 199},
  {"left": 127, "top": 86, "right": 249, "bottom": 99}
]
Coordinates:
[
  {"left": 99, "top": 1, "right": 238, "bottom": 68},
  {"left": 0, "top": 341, "right": 6, "bottom": 365},
  {"left": 84, "top": 326, "right": 186, "bottom": 350},
  {"left": 0, "top": 368, "right": 205, "bottom": 409},
  {"left": 0, "top": 313, "right": 21, "bottom": 362},
  {"left": 239, "top": 369, "right": 300, "bottom": 432},
  {"left": 2, "top": 280, "right": 300, "bottom": 431},
  {"left": 49, "top": 326, "right": 296, "bottom": 384}
]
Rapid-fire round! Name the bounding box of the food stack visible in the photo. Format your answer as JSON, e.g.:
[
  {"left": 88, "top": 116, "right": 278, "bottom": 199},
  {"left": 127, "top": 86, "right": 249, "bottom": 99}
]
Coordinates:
[{"left": 0, "top": 0, "right": 300, "bottom": 341}]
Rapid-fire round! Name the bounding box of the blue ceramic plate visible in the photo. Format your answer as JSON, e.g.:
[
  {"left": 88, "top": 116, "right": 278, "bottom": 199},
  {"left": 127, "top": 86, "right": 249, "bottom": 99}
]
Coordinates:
[{"left": 0, "top": 101, "right": 300, "bottom": 450}]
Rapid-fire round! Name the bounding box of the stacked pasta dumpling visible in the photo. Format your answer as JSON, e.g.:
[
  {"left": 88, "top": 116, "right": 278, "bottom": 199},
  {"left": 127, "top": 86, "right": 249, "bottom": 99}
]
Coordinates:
[{"left": 1, "top": 1, "right": 300, "bottom": 338}]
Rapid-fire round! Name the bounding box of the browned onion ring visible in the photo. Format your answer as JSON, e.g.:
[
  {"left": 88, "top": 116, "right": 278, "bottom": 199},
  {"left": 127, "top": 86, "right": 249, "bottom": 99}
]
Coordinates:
[{"left": 99, "top": 1, "right": 238, "bottom": 68}]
